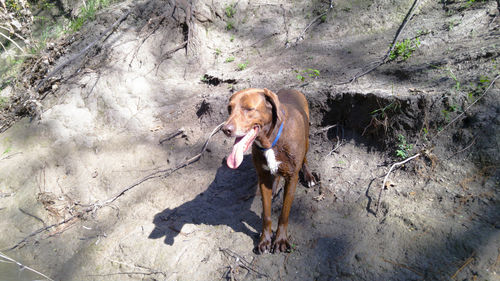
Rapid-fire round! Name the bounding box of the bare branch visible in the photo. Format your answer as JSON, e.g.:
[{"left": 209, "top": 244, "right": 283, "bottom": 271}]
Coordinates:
[
  {"left": 7, "top": 122, "right": 224, "bottom": 250},
  {"left": 435, "top": 74, "right": 500, "bottom": 138},
  {"left": 335, "top": 0, "right": 421, "bottom": 85},
  {"left": 376, "top": 153, "right": 421, "bottom": 216},
  {"left": 0, "top": 251, "right": 54, "bottom": 280},
  {"left": 0, "top": 31, "right": 25, "bottom": 53},
  {"left": 35, "top": 9, "right": 131, "bottom": 92}
]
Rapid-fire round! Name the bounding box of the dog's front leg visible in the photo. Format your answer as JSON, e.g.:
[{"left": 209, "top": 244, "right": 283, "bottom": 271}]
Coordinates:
[
  {"left": 272, "top": 174, "right": 298, "bottom": 253},
  {"left": 257, "top": 174, "right": 276, "bottom": 254}
]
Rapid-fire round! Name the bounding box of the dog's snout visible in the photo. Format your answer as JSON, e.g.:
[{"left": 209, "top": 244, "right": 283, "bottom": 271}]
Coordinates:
[{"left": 222, "top": 123, "right": 235, "bottom": 136}]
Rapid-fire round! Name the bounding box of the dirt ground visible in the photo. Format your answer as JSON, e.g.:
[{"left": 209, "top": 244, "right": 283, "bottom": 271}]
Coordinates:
[{"left": 1, "top": 0, "right": 499, "bottom": 280}]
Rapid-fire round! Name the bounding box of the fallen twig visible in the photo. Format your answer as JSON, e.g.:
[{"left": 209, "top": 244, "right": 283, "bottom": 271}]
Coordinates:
[
  {"left": 88, "top": 271, "right": 166, "bottom": 277},
  {"left": 328, "top": 125, "right": 344, "bottom": 155},
  {"left": 229, "top": 32, "right": 279, "bottom": 54},
  {"left": 0, "top": 32, "right": 25, "bottom": 53},
  {"left": 451, "top": 252, "right": 475, "bottom": 279},
  {"left": 0, "top": 251, "right": 54, "bottom": 280},
  {"left": 154, "top": 40, "right": 188, "bottom": 73},
  {"left": 220, "top": 248, "right": 268, "bottom": 278},
  {"left": 7, "top": 122, "right": 224, "bottom": 250},
  {"left": 7, "top": 216, "right": 78, "bottom": 251},
  {"left": 435, "top": 74, "right": 500, "bottom": 138},
  {"left": 35, "top": 9, "right": 131, "bottom": 92},
  {"left": 335, "top": 0, "right": 421, "bottom": 84},
  {"left": 313, "top": 124, "right": 338, "bottom": 135},
  {"left": 382, "top": 257, "right": 423, "bottom": 276},
  {"left": 446, "top": 137, "right": 476, "bottom": 160},
  {"left": 292, "top": 0, "right": 334, "bottom": 46},
  {"left": 19, "top": 208, "right": 46, "bottom": 226},
  {"left": 0, "top": 152, "right": 23, "bottom": 161},
  {"left": 375, "top": 153, "right": 421, "bottom": 216},
  {"left": 159, "top": 127, "right": 185, "bottom": 144}
]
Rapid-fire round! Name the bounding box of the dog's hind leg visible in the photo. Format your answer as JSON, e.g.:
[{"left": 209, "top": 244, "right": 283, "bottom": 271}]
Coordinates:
[{"left": 301, "top": 159, "right": 316, "bottom": 188}]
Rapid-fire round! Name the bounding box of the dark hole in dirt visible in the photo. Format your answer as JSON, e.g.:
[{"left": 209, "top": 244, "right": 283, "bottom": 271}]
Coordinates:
[
  {"left": 181, "top": 22, "right": 189, "bottom": 42},
  {"left": 311, "top": 92, "right": 427, "bottom": 149},
  {"left": 383, "top": 68, "right": 411, "bottom": 80},
  {"left": 201, "top": 74, "right": 237, "bottom": 86},
  {"left": 196, "top": 99, "right": 211, "bottom": 118}
]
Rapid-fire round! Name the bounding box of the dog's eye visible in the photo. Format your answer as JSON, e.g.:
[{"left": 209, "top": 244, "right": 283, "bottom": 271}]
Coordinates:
[{"left": 244, "top": 107, "right": 255, "bottom": 111}]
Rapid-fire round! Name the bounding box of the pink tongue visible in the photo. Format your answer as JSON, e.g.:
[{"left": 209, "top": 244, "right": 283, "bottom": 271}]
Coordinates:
[{"left": 227, "top": 129, "right": 256, "bottom": 169}]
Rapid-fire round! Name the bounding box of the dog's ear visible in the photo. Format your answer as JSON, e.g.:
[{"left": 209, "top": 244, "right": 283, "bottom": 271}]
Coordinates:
[{"left": 263, "top": 88, "right": 281, "bottom": 124}]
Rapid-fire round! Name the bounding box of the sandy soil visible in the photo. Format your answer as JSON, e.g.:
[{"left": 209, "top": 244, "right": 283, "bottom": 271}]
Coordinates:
[{"left": 1, "top": 0, "right": 499, "bottom": 280}]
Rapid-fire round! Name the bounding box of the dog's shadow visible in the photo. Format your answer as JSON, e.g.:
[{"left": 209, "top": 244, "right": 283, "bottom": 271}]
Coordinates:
[{"left": 149, "top": 155, "right": 261, "bottom": 245}]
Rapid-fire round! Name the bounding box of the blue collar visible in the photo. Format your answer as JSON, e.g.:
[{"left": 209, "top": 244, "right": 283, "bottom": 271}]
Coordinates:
[{"left": 258, "top": 121, "right": 284, "bottom": 151}]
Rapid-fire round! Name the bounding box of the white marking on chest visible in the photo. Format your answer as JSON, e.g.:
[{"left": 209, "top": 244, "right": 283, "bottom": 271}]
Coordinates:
[{"left": 264, "top": 149, "right": 280, "bottom": 174}]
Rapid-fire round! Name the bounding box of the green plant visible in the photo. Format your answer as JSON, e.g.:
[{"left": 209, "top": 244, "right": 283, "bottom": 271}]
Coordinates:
[
  {"left": 0, "top": 96, "right": 9, "bottom": 108},
  {"left": 230, "top": 35, "right": 235, "bottom": 42},
  {"left": 225, "top": 56, "right": 235, "bottom": 63},
  {"left": 237, "top": 60, "right": 248, "bottom": 71},
  {"left": 441, "top": 104, "right": 459, "bottom": 122},
  {"left": 370, "top": 101, "right": 399, "bottom": 119},
  {"left": 69, "top": 0, "right": 113, "bottom": 32},
  {"left": 215, "top": 48, "right": 222, "bottom": 56},
  {"left": 389, "top": 37, "right": 421, "bottom": 61},
  {"left": 396, "top": 134, "right": 413, "bottom": 160},
  {"left": 320, "top": 14, "right": 327, "bottom": 22},
  {"left": 225, "top": 4, "right": 236, "bottom": 18},
  {"left": 446, "top": 68, "right": 460, "bottom": 91},
  {"left": 294, "top": 68, "right": 320, "bottom": 81},
  {"left": 226, "top": 21, "right": 234, "bottom": 30},
  {"left": 422, "top": 127, "right": 429, "bottom": 142},
  {"left": 463, "top": 0, "right": 486, "bottom": 8},
  {"left": 467, "top": 75, "right": 491, "bottom": 100}
]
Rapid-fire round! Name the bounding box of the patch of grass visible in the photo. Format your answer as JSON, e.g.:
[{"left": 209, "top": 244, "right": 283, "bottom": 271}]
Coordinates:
[
  {"left": 237, "top": 60, "right": 248, "bottom": 71},
  {"left": 445, "top": 68, "right": 461, "bottom": 91},
  {"left": 0, "top": 96, "right": 9, "bottom": 109},
  {"left": 225, "top": 56, "right": 235, "bottom": 63},
  {"left": 370, "top": 101, "right": 400, "bottom": 119},
  {"left": 396, "top": 134, "right": 413, "bottom": 160},
  {"left": 215, "top": 48, "right": 222, "bottom": 56},
  {"left": 30, "top": 23, "right": 65, "bottom": 54},
  {"left": 226, "top": 21, "right": 234, "bottom": 31},
  {"left": 389, "top": 37, "right": 421, "bottom": 61},
  {"left": 441, "top": 104, "right": 459, "bottom": 122},
  {"left": 294, "top": 68, "right": 320, "bottom": 81},
  {"left": 230, "top": 35, "right": 235, "bottom": 42},
  {"left": 467, "top": 75, "right": 491, "bottom": 100},
  {"left": 225, "top": 4, "right": 236, "bottom": 18},
  {"left": 463, "top": 0, "right": 487, "bottom": 8},
  {"left": 68, "top": 0, "right": 113, "bottom": 32}
]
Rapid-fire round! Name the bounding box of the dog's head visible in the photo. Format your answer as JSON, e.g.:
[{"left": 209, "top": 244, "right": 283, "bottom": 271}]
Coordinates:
[{"left": 222, "top": 88, "right": 281, "bottom": 169}]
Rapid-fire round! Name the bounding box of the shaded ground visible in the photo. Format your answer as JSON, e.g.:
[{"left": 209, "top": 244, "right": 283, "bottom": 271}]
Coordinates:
[{"left": 1, "top": 0, "right": 499, "bottom": 280}]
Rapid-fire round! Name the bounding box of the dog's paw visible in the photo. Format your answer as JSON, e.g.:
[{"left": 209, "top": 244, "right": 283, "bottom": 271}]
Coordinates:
[
  {"left": 304, "top": 171, "right": 317, "bottom": 188},
  {"left": 307, "top": 180, "right": 316, "bottom": 188},
  {"left": 256, "top": 233, "right": 272, "bottom": 254},
  {"left": 272, "top": 237, "right": 291, "bottom": 253}
]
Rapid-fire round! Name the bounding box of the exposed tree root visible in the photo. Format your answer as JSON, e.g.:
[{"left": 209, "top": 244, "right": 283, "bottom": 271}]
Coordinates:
[
  {"left": 290, "top": 0, "right": 334, "bottom": 47},
  {"left": 0, "top": 251, "right": 54, "bottom": 280},
  {"left": 35, "top": 10, "right": 131, "bottom": 92},
  {"left": 375, "top": 153, "right": 421, "bottom": 216},
  {"left": 7, "top": 122, "right": 224, "bottom": 251}
]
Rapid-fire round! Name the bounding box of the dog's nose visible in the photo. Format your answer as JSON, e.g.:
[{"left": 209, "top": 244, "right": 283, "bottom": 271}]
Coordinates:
[{"left": 222, "top": 123, "right": 235, "bottom": 136}]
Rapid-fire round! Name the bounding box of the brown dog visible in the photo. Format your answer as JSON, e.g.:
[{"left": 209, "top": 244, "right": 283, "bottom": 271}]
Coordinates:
[{"left": 222, "top": 88, "right": 315, "bottom": 253}]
